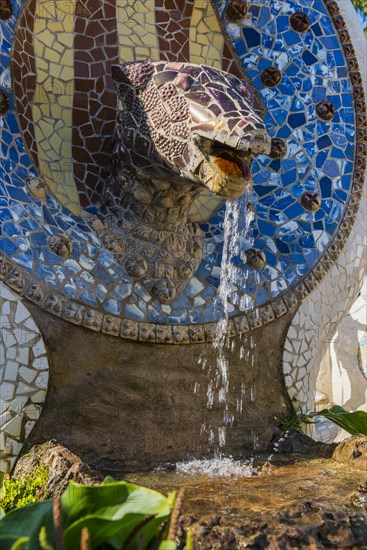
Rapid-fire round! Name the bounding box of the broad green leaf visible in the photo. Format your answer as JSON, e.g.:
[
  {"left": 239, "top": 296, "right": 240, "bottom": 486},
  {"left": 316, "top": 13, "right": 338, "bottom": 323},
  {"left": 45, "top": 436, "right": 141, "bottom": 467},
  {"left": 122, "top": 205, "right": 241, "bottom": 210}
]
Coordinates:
[
  {"left": 10, "top": 537, "right": 29, "bottom": 550},
  {"left": 61, "top": 481, "right": 172, "bottom": 524},
  {"left": 0, "top": 501, "right": 54, "bottom": 550},
  {"left": 317, "top": 406, "right": 367, "bottom": 436},
  {"left": 0, "top": 480, "right": 175, "bottom": 550},
  {"left": 65, "top": 513, "right": 167, "bottom": 549},
  {"left": 107, "top": 515, "right": 166, "bottom": 550},
  {"left": 61, "top": 481, "right": 173, "bottom": 549},
  {"left": 64, "top": 513, "right": 149, "bottom": 549}
]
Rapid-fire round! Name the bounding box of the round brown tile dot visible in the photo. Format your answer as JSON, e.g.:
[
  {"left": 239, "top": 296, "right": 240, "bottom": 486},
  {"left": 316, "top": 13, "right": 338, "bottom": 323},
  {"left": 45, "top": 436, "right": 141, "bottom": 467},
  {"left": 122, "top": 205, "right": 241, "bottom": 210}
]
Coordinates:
[
  {"left": 47, "top": 233, "right": 73, "bottom": 258},
  {"left": 0, "top": 89, "right": 10, "bottom": 115},
  {"left": 0, "top": 0, "right": 13, "bottom": 20},
  {"left": 301, "top": 191, "right": 322, "bottom": 212},
  {"left": 269, "top": 138, "right": 287, "bottom": 159},
  {"left": 290, "top": 12, "right": 310, "bottom": 33},
  {"left": 261, "top": 66, "right": 282, "bottom": 88},
  {"left": 316, "top": 101, "right": 335, "bottom": 121},
  {"left": 226, "top": 0, "right": 248, "bottom": 22},
  {"left": 246, "top": 248, "right": 266, "bottom": 270}
]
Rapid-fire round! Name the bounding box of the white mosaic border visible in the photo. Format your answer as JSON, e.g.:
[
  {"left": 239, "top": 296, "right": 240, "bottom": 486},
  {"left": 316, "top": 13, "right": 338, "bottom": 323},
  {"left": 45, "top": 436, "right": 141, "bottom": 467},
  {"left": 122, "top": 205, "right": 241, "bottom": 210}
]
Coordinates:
[
  {"left": 0, "top": 282, "right": 49, "bottom": 473},
  {"left": 282, "top": 1, "right": 367, "bottom": 419}
]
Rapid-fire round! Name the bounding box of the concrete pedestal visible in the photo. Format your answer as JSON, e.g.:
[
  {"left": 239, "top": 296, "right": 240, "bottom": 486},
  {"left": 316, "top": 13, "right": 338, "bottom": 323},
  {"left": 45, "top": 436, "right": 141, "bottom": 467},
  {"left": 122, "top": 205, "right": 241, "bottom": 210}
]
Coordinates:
[{"left": 28, "top": 303, "right": 294, "bottom": 471}]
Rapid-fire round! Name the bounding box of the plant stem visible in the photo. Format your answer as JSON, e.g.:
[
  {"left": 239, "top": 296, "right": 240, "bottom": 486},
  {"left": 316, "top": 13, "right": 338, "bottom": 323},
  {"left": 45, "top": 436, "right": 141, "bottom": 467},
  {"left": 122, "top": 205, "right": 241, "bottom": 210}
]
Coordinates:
[
  {"left": 167, "top": 488, "right": 185, "bottom": 542},
  {"left": 53, "top": 497, "right": 64, "bottom": 550},
  {"left": 80, "top": 527, "right": 91, "bottom": 550}
]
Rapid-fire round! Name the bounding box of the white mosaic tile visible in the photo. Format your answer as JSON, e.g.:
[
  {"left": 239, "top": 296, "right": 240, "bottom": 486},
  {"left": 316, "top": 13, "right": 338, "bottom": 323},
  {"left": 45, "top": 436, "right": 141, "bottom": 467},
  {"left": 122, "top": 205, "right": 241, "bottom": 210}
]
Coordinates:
[
  {"left": 282, "top": 1, "right": 367, "bottom": 434},
  {"left": 0, "top": 283, "right": 49, "bottom": 474}
]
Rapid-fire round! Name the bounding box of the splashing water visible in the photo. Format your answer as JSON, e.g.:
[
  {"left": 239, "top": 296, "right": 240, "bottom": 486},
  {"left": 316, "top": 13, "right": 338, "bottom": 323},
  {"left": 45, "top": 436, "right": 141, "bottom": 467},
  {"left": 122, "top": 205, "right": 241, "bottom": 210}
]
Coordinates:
[
  {"left": 267, "top": 430, "right": 291, "bottom": 463},
  {"left": 175, "top": 456, "right": 259, "bottom": 477}
]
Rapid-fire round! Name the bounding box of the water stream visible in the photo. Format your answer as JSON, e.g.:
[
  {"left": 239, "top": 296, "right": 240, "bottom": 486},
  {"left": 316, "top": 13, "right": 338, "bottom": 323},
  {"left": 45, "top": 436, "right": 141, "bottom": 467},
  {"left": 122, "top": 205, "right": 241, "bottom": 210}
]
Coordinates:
[{"left": 201, "top": 195, "right": 255, "bottom": 451}]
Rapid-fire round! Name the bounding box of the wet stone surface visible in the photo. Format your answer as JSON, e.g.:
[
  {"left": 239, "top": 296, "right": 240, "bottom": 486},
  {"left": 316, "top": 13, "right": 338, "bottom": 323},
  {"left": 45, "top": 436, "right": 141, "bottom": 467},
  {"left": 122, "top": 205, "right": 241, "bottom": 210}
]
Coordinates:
[
  {"left": 8, "top": 436, "right": 367, "bottom": 549},
  {"left": 178, "top": 501, "right": 367, "bottom": 549},
  {"left": 125, "top": 435, "right": 367, "bottom": 549}
]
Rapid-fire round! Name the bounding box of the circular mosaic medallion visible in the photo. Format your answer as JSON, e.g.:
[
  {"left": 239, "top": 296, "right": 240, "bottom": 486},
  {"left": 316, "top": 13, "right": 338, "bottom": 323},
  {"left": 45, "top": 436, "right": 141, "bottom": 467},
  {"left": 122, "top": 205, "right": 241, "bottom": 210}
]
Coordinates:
[{"left": 0, "top": 0, "right": 366, "bottom": 343}]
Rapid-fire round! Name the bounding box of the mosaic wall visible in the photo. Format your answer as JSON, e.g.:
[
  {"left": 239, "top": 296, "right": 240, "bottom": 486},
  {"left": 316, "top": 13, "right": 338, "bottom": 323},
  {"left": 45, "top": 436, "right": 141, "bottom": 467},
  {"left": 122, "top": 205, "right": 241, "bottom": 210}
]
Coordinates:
[
  {"left": 0, "top": 0, "right": 366, "bottom": 344},
  {"left": 282, "top": 0, "right": 367, "bottom": 421},
  {"left": 283, "top": 193, "right": 366, "bottom": 412},
  {"left": 0, "top": 0, "right": 366, "bottom": 467},
  {"left": 327, "top": 277, "right": 367, "bottom": 395},
  {"left": 0, "top": 282, "right": 49, "bottom": 473}
]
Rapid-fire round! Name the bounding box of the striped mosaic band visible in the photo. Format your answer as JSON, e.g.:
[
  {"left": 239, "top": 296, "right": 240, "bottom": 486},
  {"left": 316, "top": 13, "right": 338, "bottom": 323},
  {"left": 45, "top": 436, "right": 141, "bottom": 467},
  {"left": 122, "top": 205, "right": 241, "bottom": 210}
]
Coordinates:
[
  {"left": 11, "top": 0, "right": 261, "bottom": 216},
  {"left": 1, "top": 0, "right": 366, "bottom": 342}
]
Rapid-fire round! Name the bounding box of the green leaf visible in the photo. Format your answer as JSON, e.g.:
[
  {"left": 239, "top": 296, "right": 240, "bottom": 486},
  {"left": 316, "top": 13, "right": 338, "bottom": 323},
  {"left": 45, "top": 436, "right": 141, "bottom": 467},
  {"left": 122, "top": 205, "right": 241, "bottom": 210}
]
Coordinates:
[
  {"left": 317, "top": 406, "right": 367, "bottom": 436},
  {"left": 10, "top": 537, "right": 29, "bottom": 550},
  {"left": 0, "top": 501, "right": 54, "bottom": 550},
  {"left": 61, "top": 480, "right": 171, "bottom": 521},
  {"left": 158, "top": 541, "right": 177, "bottom": 550},
  {"left": 61, "top": 481, "right": 173, "bottom": 549},
  {"left": 0, "top": 480, "right": 175, "bottom": 550},
  {"left": 63, "top": 513, "right": 161, "bottom": 549}
]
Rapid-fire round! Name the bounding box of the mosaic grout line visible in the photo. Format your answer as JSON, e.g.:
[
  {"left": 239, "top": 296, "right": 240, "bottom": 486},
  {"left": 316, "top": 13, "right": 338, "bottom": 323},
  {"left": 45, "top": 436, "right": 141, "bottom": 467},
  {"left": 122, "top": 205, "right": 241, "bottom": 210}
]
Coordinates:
[
  {"left": 0, "top": 0, "right": 365, "bottom": 343},
  {"left": 0, "top": 281, "right": 49, "bottom": 474}
]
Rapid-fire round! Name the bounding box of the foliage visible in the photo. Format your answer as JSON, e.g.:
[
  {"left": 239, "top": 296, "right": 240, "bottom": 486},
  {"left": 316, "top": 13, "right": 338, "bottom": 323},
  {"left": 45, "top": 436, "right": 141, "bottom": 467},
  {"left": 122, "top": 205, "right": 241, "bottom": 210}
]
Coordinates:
[
  {"left": 0, "top": 463, "right": 48, "bottom": 514},
  {"left": 279, "top": 415, "right": 303, "bottom": 432},
  {"left": 352, "top": 0, "right": 367, "bottom": 12},
  {"left": 352, "top": 0, "right": 367, "bottom": 36},
  {"left": 186, "top": 528, "right": 194, "bottom": 550},
  {"left": 0, "top": 477, "right": 180, "bottom": 550},
  {"left": 314, "top": 405, "right": 367, "bottom": 436}
]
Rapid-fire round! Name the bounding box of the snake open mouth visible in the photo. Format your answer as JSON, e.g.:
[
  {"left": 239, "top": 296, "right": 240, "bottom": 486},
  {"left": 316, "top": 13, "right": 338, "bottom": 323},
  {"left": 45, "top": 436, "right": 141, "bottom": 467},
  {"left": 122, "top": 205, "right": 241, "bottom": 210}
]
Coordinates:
[
  {"left": 195, "top": 137, "right": 253, "bottom": 199},
  {"left": 212, "top": 148, "right": 252, "bottom": 180}
]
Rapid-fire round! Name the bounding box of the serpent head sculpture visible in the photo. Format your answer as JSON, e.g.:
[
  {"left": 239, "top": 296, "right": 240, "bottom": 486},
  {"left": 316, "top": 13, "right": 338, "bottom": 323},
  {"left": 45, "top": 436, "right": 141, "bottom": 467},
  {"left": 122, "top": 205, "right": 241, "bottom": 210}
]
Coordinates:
[{"left": 92, "top": 61, "right": 271, "bottom": 303}]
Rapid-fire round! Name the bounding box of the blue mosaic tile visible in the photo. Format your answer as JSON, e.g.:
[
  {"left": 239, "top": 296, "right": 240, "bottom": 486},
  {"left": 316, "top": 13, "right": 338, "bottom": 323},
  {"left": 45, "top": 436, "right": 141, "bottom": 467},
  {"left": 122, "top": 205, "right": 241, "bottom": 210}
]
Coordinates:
[{"left": 0, "top": 0, "right": 357, "bottom": 326}]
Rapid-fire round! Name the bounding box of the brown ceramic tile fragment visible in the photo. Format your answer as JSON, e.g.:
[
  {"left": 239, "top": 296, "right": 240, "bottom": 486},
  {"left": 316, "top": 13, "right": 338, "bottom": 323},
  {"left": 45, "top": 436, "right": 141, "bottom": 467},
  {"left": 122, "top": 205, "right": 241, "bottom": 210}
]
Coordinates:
[
  {"left": 155, "top": 0, "right": 194, "bottom": 62},
  {"left": 11, "top": 0, "right": 39, "bottom": 169},
  {"left": 73, "top": 0, "right": 119, "bottom": 206}
]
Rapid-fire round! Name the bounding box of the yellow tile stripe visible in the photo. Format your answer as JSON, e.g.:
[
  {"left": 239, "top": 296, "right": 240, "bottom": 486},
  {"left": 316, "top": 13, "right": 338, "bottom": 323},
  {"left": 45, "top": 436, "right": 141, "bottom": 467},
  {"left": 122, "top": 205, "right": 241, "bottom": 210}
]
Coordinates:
[
  {"left": 189, "top": 0, "right": 224, "bottom": 68},
  {"left": 189, "top": 0, "right": 225, "bottom": 222},
  {"left": 117, "top": 0, "right": 160, "bottom": 63},
  {"left": 29, "top": 0, "right": 227, "bottom": 222},
  {"left": 33, "top": 0, "right": 81, "bottom": 216}
]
